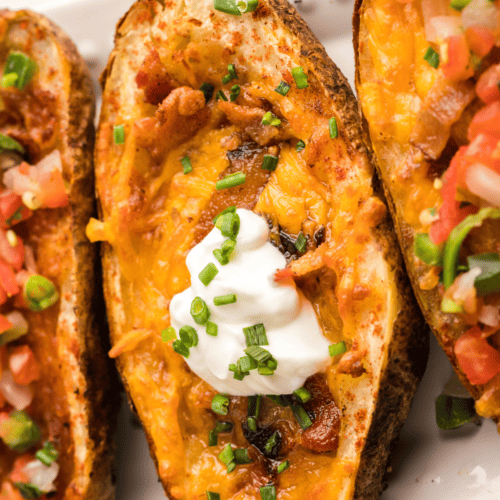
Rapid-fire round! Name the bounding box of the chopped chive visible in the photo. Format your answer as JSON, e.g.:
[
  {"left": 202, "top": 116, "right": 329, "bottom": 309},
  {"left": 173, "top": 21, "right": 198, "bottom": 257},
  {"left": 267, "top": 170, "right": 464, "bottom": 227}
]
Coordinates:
[
  {"left": 179, "top": 325, "right": 199, "bottom": 347},
  {"left": 216, "top": 172, "right": 246, "bottom": 190},
  {"left": 215, "top": 421, "right": 234, "bottom": 433},
  {"left": 293, "top": 387, "right": 311, "bottom": 403},
  {"left": 0, "top": 133, "right": 24, "bottom": 154},
  {"left": 277, "top": 460, "right": 289, "bottom": 474},
  {"left": 274, "top": 80, "right": 291, "bottom": 96},
  {"left": 245, "top": 346, "right": 272, "bottom": 363},
  {"left": 114, "top": 125, "right": 125, "bottom": 145},
  {"left": 206, "top": 321, "right": 218, "bottom": 336},
  {"left": 248, "top": 395, "right": 262, "bottom": 418},
  {"left": 291, "top": 66, "right": 308, "bottom": 89},
  {"left": 262, "top": 155, "right": 279, "bottom": 171},
  {"left": 247, "top": 416, "right": 257, "bottom": 431},
  {"left": 190, "top": 297, "right": 210, "bottom": 326},
  {"left": 230, "top": 84, "right": 240, "bottom": 101},
  {"left": 222, "top": 63, "right": 238, "bottom": 84},
  {"left": 220, "top": 212, "right": 240, "bottom": 238},
  {"left": 267, "top": 395, "right": 286, "bottom": 407},
  {"left": 258, "top": 365, "right": 274, "bottom": 376},
  {"left": 181, "top": 156, "right": 193, "bottom": 174},
  {"left": 238, "top": 355, "right": 258, "bottom": 372},
  {"left": 234, "top": 448, "right": 253, "bottom": 464},
  {"left": 424, "top": 47, "right": 440, "bottom": 69},
  {"left": 24, "top": 275, "right": 58, "bottom": 312},
  {"left": 450, "top": 0, "right": 472, "bottom": 11},
  {"left": 208, "top": 429, "right": 218, "bottom": 446},
  {"left": 264, "top": 432, "right": 279, "bottom": 453},
  {"left": 199, "top": 262, "right": 219, "bottom": 285},
  {"left": 212, "top": 395, "right": 230, "bottom": 415},
  {"left": 213, "top": 206, "right": 237, "bottom": 225},
  {"left": 329, "top": 341, "right": 347, "bottom": 357},
  {"left": 221, "top": 239, "right": 236, "bottom": 256},
  {"left": 207, "top": 492, "right": 221, "bottom": 500},
  {"left": 200, "top": 82, "right": 215, "bottom": 102},
  {"left": 218, "top": 443, "right": 235, "bottom": 464},
  {"left": 262, "top": 112, "right": 281, "bottom": 127},
  {"left": 214, "top": 294, "right": 237, "bottom": 306},
  {"left": 289, "top": 402, "right": 312, "bottom": 430},
  {"left": 3, "top": 51, "right": 37, "bottom": 90},
  {"left": 35, "top": 441, "right": 58, "bottom": 467},
  {"left": 161, "top": 326, "right": 177, "bottom": 342},
  {"left": 13, "top": 483, "right": 42, "bottom": 499},
  {"left": 237, "top": 0, "right": 259, "bottom": 12},
  {"left": 227, "top": 461, "right": 236, "bottom": 473},
  {"left": 414, "top": 233, "right": 444, "bottom": 266},
  {"left": 295, "top": 140, "right": 305, "bottom": 152},
  {"left": 213, "top": 0, "right": 242, "bottom": 15},
  {"left": 213, "top": 249, "right": 229, "bottom": 265},
  {"left": 243, "top": 324, "right": 268, "bottom": 347},
  {"left": 216, "top": 90, "right": 228, "bottom": 101},
  {"left": 260, "top": 485, "right": 276, "bottom": 500},
  {"left": 329, "top": 117, "right": 338, "bottom": 139},
  {"left": 295, "top": 232, "right": 307, "bottom": 253},
  {"left": 172, "top": 340, "right": 190, "bottom": 358}
]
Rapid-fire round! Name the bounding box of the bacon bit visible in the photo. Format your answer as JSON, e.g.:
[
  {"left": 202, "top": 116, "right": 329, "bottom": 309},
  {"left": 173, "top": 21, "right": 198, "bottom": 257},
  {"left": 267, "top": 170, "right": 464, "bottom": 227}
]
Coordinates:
[
  {"left": 9, "top": 346, "right": 41, "bottom": 386},
  {"left": 358, "top": 197, "right": 386, "bottom": 227},
  {"left": 108, "top": 329, "right": 155, "bottom": 358},
  {"left": 274, "top": 267, "right": 293, "bottom": 282},
  {"left": 337, "top": 340, "right": 366, "bottom": 378},
  {"left": 135, "top": 87, "right": 209, "bottom": 161},
  {"left": 135, "top": 49, "right": 176, "bottom": 105}
]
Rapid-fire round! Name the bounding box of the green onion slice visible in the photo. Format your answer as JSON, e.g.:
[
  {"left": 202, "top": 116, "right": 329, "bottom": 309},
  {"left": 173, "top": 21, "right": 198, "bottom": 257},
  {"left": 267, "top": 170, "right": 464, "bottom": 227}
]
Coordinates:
[
  {"left": 213, "top": 206, "right": 237, "bottom": 225},
  {"left": 262, "top": 155, "right": 279, "bottom": 172},
  {"left": 220, "top": 212, "right": 240, "bottom": 238},
  {"left": 245, "top": 346, "right": 272, "bottom": 363},
  {"left": 190, "top": 297, "right": 210, "bottom": 326},
  {"left": 450, "top": 0, "right": 472, "bottom": 11},
  {"left": 230, "top": 84, "right": 240, "bottom": 101},
  {"left": 435, "top": 394, "right": 476, "bottom": 430},
  {"left": 214, "top": 293, "right": 237, "bottom": 306},
  {"left": 3, "top": 51, "right": 37, "bottom": 90},
  {"left": 247, "top": 394, "right": 262, "bottom": 418},
  {"left": 293, "top": 387, "right": 311, "bottom": 403},
  {"left": 206, "top": 492, "right": 221, "bottom": 500},
  {"left": 288, "top": 402, "right": 312, "bottom": 430},
  {"left": 0, "top": 410, "right": 41, "bottom": 452},
  {"left": 291, "top": 66, "right": 308, "bottom": 89},
  {"left": 295, "top": 232, "right": 307, "bottom": 253},
  {"left": 208, "top": 429, "right": 218, "bottom": 446},
  {"left": 0, "top": 72, "right": 17, "bottom": 88},
  {"left": 114, "top": 125, "right": 125, "bottom": 145},
  {"left": 266, "top": 395, "right": 286, "bottom": 407},
  {"left": 329, "top": 117, "right": 338, "bottom": 139},
  {"left": 200, "top": 82, "right": 215, "bottom": 102},
  {"left": 199, "top": 262, "right": 219, "bottom": 286},
  {"left": 0, "top": 133, "right": 24, "bottom": 154},
  {"left": 263, "top": 432, "right": 279, "bottom": 453},
  {"left": 213, "top": 0, "right": 242, "bottom": 15},
  {"left": 227, "top": 461, "right": 236, "bottom": 473},
  {"left": 213, "top": 249, "right": 229, "bottom": 266},
  {"left": 24, "top": 275, "right": 59, "bottom": 312},
  {"left": 260, "top": 485, "right": 277, "bottom": 500},
  {"left": 247, "top": 416, "right": 257, "bottom": 431},
  {"left": 216, "top": 172, "right": 246, "bottom": 190},
  {"left": 172, "top": 340, "right": 190, "bottom": 358},
  {"left": 216, "top": 90, "right": 228, "bottom": 101},
  {"left": 181, "top": 156, "right": 193, "bottom": 174},
  {"left": 215, "top": 421, "right": 234, "bottom": 433},
  {"left": 329, "top": 341, "right": 347, "bottom": 357},
  {"left": 212, "top": 394, "right": 230, "bottom": 415},
  {"left": 274, "top": 80, "right": 291, "bottom": 96},
  {"left": 13, "top": 483, "right": 43, "bottom": 499},
  {"left": 295, "top": 140, "right": 305, "bottom": 152},
  {"left": 277, "top": 460, "right": 289, "bottom": 473},
  {"left": 179, "top": 325, "right": 199, "bottom": 347},
  {"left": 206, "top": 321, "right": 218, "bottom": 337},
  {"left": 161, "top": 326, "right": 177, "bottom": 342},
  {"left": 467, "top": 253, "right": 500, "bottom": 296},
  {"left": 243, "top": 324, "right": 268, "bottom": 347},
  {"left": 261, "top": 112, "right": 281, "bottom": 127},
  {"left": 424, "top": 47, "right": 440, "bottom": 69},
  {"left": 237, "top": 0, "right": 259, "bottom": 12},
  {"left": 237, "top": 355, "right": 258, "bottom": 372},
  {"left": 414, "top": 233, "right": 444, "bottom": 266},
  {"left": 222, "top": 63, "right": 238, "bottom": 84},
  {"left": 234, "top": 448, "right": 253, "bottom": 464},
  {"left": 218, "top": 443, "right": 235, "bottom": 464},
  {"left": 35, "top": 441, "right": 59, "bottom": 467}
]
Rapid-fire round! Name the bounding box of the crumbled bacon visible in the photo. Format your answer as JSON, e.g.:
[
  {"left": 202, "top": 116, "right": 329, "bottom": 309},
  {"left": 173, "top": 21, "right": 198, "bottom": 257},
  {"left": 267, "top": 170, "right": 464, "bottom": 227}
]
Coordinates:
[
  {"left": 136, "top": 49, "right": 176, "bottom": 105},
  {"left": 337, "top": 340, "right": 366, "bottom": 378},
  {"left": 134, "top": 86, "right": 209, "bottom": 161}
]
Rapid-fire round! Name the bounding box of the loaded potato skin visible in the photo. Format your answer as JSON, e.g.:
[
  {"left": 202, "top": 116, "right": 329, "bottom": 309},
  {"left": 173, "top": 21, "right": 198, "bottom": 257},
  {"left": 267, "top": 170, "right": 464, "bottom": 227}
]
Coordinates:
[
  {"left": 91, "top": 0, "right": 427, "bottom": 498},
  {"left": 0, "top": 10, "right": 116, "bottom": 500}
]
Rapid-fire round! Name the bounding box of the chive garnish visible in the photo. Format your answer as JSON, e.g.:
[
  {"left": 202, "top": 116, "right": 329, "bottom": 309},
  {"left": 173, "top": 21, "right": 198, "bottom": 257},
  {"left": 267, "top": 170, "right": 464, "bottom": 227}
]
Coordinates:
[
  {"left": 212, "top": 395, "right": 230, "bottom": 415},
  {"left": 248, "top": 395, "right": 262, "bottom": 418},
  {"left": 247, "top": 416, "right": 257, "bottom": 431},
  {"left": 207, "top": 492, "right": 221, "bottom": 500},
  {"left": 234, "top": 448, "right": 253, "bottom": 464},
  {"left": 227, "top": 461, "right": 236, "bottom": 473},
  {"left": 213, "top": 206, "right": 237, "bottom": 225},
  {"left": 295, "top": 232, "right": 307, "bottom": 253},
  {"left": 161, "top": 326, "right": 177, "bottom": 342},
  {"left": 208, "top": 429, "right": 218, "bottom": 446},
  {"left": 262, "top": 112, "right": 281, "bottom": 127},
  {"left": 260, "top": 485, "right": 277, "bottom": 500},
  {"left": 289, "top": 402, "right": 312, "bottom": 430},
  {"left": 24, "top": 275, "right": 58, "bottom": 312},
  {"left": 114, "top": 125, "right": 125, "bottom": 145},
  {"left": 414, "top": 233, "right": 444, "bottom": 266},
  {"left": 181, "top": 156, "right": 193, "bottom": 174},
  {"left": 277, "top": 460, "right": 289, "bottom": 474},
  {"left": 200, "top": 82, "right": 215, "bottom": 102},
  {"left": 13, "top": 483, "right": 43, "bottom": 499},
  {"left": 220, "top": 211, "right": 240, "bottom": 238},
  {"left": 216, "top": 172, "right": 246, "bottom": 190},
  {"left": 179, "top": 325, "right": 199, "bottom": 347},
  {"left": 213, "top": 0, "right": 242, "bottom": 15},
  {"left": 206, "top": 321, "right": 218, "bottom": 337},
  {"left": 274, "top": 80, "right": 291, "bottom": 96},
  {"left": 35, "top": 442, "right": 58, "bottom": 467},
  {"left": 329, "top": 341, "right": 347, "bottom": 357},
  {"left": 424, "top": 47, "right": 440, "bottom": 69},
  {"left": 199, "top": 262, "right": 219, "bottom": 286},
  {"left": 237, "top": 355, "right": 257, "bottom": 372},
  {"left": 0, "top": 133, "right": 24, "bottom": 154},
  {"left": 293, "top": 387, "right": 311, "bottom": 403},
  {"left": 214, "top": 294, "right": 237, "bottom": 306},
  {"left": 3, "top": 51, "right": 37, "bottom": 90},
  {"left": 295, "top": 139, "right": 305, "bottom": 152},
  {"left": 216, "top": 90, "right": 228, "bottom": 101},
  {"left": 172, "top": 340, "right": 190, "bottom": 358},
  {"left": 218, "top": 443, "right": 235, "bottom": 465},
  {"left": 237, "top": 0, "right": 259, "bottom": 12},
  {"left": 329, "top": 117, "right": 338, "bottom": 139},
  {"left": 222, "top": 63, "right": 238, "bottom": 84},
  {"left": 264, "top": 432, "right": 279, "bottom": 453},
  {"left": 267, "top": 395, "right": 286, "bottom": 407},
  {"left": 450, "top": 0, "right": 472, "bottom": 11},
  {"left": 262, "top": 155, "right": 278, "bottom": 171},
  {"left": 215, "top": 421, "right": 234, "bottom": 433},
  {"left": 243, "top": 324, "right": 268, "bottom": 347},
  {"left": 190, "top": 297, "right": 210, "bottom": 325},
  {"left": 213, "top": 249, "right": 229, "bottom": 265},
  {"left": 230, "top": 84, "right": 240, "bottom": 101},
  {"left": 291, "top": 66, "right": 308, "bottom": 89}
]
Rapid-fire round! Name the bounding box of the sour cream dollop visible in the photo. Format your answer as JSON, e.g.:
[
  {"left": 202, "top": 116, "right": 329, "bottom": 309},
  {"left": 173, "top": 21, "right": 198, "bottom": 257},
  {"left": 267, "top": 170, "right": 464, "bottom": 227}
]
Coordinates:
[{"left": 169, "top": 209, "right": 331, "bottom": 396}]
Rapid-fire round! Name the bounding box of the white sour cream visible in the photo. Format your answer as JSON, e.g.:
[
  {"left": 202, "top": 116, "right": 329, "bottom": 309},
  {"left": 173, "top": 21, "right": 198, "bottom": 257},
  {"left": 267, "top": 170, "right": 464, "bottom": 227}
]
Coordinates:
[{"left": 169, "top": 209, "right": 331, "bottom": 396}]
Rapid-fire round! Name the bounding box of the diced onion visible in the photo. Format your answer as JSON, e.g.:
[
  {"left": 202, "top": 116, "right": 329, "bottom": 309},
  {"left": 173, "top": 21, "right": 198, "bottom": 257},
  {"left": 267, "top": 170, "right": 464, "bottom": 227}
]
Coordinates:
[
  {"left": 23, "top": 460, "right": 59, "bottom": 493},
  {"left": 0, "top": 370, "right": 33, "bottom": 409},
  {"left": 452, "top": 267, "right": 482, "bottom": 313},
  {"left": 425, "top": 16, "right": 462, "bottom": 43},
  {"left": 479, "top": 305, "right": 500, "bottom": 327},
  {"left": 465, "top": 163, "right": 500, "bottom": 208},
  {"left": 462, "top": 0, "right": 499, "bottom": 32}
]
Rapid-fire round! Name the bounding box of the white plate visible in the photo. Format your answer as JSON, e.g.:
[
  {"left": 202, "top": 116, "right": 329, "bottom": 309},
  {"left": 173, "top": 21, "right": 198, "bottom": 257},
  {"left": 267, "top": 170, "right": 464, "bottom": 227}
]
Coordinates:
[{"left": 3, "top": 0, "right": 499, "bottom": 498}]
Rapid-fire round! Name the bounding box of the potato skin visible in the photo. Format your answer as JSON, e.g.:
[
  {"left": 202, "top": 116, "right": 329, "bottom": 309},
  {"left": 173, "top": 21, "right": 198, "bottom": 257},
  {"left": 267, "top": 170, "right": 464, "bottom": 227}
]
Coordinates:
[
  {"left": 97, "top": 0, "right": 427, "bottom": 498},
  {"left": 0, "top": 10, "right": 117, "bottom": 500}
]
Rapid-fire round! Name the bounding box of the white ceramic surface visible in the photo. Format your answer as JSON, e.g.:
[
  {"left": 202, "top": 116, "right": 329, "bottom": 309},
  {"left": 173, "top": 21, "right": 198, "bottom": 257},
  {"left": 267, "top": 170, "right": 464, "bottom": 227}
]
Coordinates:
[{"left": 3, "top": 0, "right": 499, "bottom": 498}]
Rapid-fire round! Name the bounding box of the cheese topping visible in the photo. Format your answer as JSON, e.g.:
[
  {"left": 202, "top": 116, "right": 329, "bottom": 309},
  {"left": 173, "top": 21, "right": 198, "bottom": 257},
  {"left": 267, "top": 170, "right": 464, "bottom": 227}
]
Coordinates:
[{"left": 169, "top": 209, "right": 331, "bottom": 396}]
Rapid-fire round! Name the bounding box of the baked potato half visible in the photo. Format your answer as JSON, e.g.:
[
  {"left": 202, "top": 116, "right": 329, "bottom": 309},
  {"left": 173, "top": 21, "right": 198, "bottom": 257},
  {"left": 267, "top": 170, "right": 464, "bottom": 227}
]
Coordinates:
[
  {"left": 355, "top": 0, "right": 500, "bottom": 427},
  {"left": 0, "top": 10, "right": 115, "bottom": 500},
  {"left": 89, "top": 0, "right": 427, "bottom": 498}
]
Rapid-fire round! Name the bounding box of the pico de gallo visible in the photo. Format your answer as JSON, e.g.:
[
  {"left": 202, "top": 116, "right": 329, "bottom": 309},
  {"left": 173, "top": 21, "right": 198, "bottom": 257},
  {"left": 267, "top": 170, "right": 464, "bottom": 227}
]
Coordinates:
[
  {"left": 411, "top": 0, "right": 500, "bottom": 396},
  {"left": 0, "top": 51, "right": 68, "bottom": 499}
]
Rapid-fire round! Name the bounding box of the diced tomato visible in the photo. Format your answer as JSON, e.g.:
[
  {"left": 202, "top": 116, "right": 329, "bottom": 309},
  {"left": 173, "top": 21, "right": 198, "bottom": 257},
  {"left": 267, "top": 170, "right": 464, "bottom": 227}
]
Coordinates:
[
  {"left": 0, "top": 231, "right": 24, "bottom": 272},
  {"left": 0, "top": 316, "right": 12, "bottom": 334},
  {"left": 9, "top": 454, "right": 33, "bottom": 483},
  {"left": 455, "top": 326, "right": 500, "bottom": 385},
  {"left": 9, "top": 346, "right": 40, "bottom": 385},
  {"left": 429, "top": 150, "right": 478, "bottom": 244},
  {"left": 469, "top": 101, "right": 500, "bottom": 141},
  {"left": 476, "top": 64, "right": 500, "bottom": 104},
  {"left": 0, "top": 481, "right": 24, "bottom": 500},
  {"left": 441, "top": 35, "right": 474, "bottom": 82},
  {"left": 465, "top": 26, "right": 495, "bottom": 58},
  {"left": 0, "top": 287, "right": 7, "bottom": 307},
  {"left": 0, "top": 193, "right": 31, "bottom": 229},
  {"left": 0, "top": 260, "right": 20, "bottom": 297},
  {"left": 39, "top": 169, "right": 68, "bottom": 208}
]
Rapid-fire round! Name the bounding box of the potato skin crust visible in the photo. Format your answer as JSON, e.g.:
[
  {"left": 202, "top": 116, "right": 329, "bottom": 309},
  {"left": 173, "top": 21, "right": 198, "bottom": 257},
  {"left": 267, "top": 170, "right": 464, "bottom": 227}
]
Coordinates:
[
  {"left": 98, "top": 0, "right": 427, "bottom": 498},
  {"left": 0, "top": 10, "right": 117, "bottom": 500}
]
